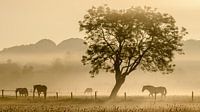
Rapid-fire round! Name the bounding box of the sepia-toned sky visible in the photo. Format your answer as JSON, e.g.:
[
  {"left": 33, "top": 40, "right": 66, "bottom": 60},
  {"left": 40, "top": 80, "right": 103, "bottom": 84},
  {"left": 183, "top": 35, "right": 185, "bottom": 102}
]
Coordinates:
[{"left": 0, "top": 0, "right": 200, "bottom": 50}]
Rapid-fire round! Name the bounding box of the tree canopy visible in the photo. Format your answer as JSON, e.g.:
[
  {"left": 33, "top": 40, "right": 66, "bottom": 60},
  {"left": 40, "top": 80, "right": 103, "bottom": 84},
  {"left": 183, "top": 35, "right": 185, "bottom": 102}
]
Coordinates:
[{"left": 79, "top": 5, "right": 187, "bottom": 98}]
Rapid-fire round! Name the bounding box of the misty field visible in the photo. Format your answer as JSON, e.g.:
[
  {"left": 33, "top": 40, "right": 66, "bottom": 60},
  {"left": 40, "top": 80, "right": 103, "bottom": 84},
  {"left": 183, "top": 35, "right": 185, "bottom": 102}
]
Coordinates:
[{"left": 0, "top": 96, "right": 200, "bottom": 112}]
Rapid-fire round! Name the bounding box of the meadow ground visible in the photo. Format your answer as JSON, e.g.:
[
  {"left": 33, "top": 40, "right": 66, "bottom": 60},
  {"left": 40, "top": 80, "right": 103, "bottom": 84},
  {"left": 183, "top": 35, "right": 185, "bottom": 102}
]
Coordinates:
[{"left": 0, "top": 96, "right": 200, "bottom": 112}]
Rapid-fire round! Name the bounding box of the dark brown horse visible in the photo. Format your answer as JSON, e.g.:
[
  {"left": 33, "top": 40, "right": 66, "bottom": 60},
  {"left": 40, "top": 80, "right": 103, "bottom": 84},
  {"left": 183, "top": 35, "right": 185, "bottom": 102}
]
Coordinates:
[
  {"left": 33, "top": 84, "right": 47, "bottom": 99},
  {"left": 142, "top": 85, "right": 167, "bottom": 97},
  {"left": 15, "top": 88, "right": 28, "bottom": 98}
]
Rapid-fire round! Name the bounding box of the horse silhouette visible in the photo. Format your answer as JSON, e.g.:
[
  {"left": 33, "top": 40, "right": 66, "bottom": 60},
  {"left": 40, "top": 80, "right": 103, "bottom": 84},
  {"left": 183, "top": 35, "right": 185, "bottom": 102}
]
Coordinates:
[
  {"left": 33, "top": 84, "right": 47, "bottom": 99},
  {"left": 15, "top": 88, "right": 28, "bottom": 98},
  {"left": 142, "top": 85, "right": 167, "bottom": 97},
  {"left": 84, "top": 88, "right": 93, "bottom": 95}
]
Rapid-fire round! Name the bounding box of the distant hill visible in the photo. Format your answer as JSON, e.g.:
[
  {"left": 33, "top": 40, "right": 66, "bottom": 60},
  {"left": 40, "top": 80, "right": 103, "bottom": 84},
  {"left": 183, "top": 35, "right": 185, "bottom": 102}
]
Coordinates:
[
  {"left": 0, "top": 38, "right": 86, "bottom": 55},
  {"left": 183, "top": 39, "right": 200, "bottom": 53},
  {"left": 57, "top": 38, "right": 86, "bottom": 52},
  {"left": 0, "top": 38, "right": 200, "bottom": 63},
  {"left": 0, "top": 38, "right": 199, "bottom": 56}
]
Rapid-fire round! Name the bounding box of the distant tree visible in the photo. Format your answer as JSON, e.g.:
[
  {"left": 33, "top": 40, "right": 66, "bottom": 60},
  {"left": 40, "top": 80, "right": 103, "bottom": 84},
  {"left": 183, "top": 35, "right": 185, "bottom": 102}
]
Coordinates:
[
  {"left": 51, "top": 58, "right": 65, "bottom": 72},
  {"left": 79, "top": 5, "right": 188, "bottom": 99},
  {"left": 0, "top": 60, "right": 21, "bottom": 75},
  {"left": 6, "top": 59, "right": 12, "bottom": 64},
  {"left": 22, "top": 65, "right": 34, "bottom": 74}
]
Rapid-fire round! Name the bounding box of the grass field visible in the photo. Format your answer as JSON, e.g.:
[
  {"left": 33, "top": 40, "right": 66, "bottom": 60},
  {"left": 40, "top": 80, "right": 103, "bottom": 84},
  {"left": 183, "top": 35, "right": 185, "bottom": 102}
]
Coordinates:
[{"left": 0, "top": 96, "right": 200, "bottom": 112}]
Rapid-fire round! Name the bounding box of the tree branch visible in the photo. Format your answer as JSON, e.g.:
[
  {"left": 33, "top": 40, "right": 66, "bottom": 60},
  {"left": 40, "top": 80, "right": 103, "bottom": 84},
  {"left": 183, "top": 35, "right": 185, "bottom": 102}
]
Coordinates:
[
  {"left": 128, "top": 47, "right": 150, "bottom": 74},
  {"left": 124, "top": 36, "right": 154, "bottom": 75},
  {"left": 100, "top": 27, "right": 116, "bottom": 62}
]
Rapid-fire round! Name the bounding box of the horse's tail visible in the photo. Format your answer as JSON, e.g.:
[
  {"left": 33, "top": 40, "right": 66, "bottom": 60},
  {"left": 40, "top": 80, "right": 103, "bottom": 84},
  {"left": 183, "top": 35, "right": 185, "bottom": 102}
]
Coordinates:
[{"left": 164, "top": 88, "right": 167, "bottom": 96}]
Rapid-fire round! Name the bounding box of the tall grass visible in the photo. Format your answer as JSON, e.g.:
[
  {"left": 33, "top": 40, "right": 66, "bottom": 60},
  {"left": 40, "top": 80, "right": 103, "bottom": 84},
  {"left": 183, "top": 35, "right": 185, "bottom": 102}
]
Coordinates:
[{"left": 0, "top": 96, "right": 200, "bottom": 112}]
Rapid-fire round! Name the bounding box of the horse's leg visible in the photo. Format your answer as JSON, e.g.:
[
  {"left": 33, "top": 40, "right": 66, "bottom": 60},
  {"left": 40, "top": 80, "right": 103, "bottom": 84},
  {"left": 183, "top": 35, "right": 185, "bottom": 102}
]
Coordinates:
[
  {"left": 16, "top": 92, "right": 17, "bottom": 99},
  {"left": 162, "top": 92, "right": 165, "bottom": 98},
  {"left": 150, "top": 93, "right": 153, "bottom": 97},
  {"left": 44, "top": 92, "right": 46, "bottom": 99},
  {"left": 163, "top": 92, "right": 166, "bottom": 98},
  {"left": 38, "top": 92, "right": 40, "bottom": 98},
  {"left": 154, "top": 93, "right": 157, "bottom": 100}
]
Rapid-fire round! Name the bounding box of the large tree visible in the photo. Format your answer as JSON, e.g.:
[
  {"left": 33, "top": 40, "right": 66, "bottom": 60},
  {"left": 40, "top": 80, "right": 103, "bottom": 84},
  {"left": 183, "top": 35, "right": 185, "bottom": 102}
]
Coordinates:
[{"left": 79, "top": 5, "right": 187, "bottom": 99}]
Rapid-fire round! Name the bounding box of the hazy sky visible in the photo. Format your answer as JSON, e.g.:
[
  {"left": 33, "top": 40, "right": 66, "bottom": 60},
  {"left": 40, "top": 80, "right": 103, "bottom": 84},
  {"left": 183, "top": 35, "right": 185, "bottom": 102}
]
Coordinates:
[{"left": 0, "top": 0, "right": 200, "bottom": 50}]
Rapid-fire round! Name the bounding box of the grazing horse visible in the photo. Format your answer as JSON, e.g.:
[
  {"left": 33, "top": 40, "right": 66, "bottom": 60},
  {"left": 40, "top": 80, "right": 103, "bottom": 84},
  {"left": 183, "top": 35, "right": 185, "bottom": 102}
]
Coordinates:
[
  {"left": 84, "top": 88, "right": 93, "bottom": 95},
  {"left": 142, "top": 85, "right": 167, "bottom": 97},
  {"left": 15, "top": 88, "right": 28, "bottom": 98},
  {"left": 33, "top": 84, "right": 47, "bottom": 99}
]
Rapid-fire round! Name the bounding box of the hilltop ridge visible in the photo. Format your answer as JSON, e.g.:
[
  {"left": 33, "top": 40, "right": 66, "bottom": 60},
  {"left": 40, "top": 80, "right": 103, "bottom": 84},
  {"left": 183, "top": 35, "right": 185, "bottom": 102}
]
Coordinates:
[{"left": 0, "top": 38, "right": 86, "bottom": 55}]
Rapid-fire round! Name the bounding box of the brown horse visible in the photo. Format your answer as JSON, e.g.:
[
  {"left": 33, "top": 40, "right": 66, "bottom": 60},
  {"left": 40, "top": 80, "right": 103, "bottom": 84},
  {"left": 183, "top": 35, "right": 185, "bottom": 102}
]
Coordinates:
[
  {"left": 33, "top": 84, "right": 47, "bottom": 99},
  {"left": 142, "top": 85, "right": 167, "bottom": 97},
  {"left": 15, "top": 88, "right": 28, "bottom": 98}
]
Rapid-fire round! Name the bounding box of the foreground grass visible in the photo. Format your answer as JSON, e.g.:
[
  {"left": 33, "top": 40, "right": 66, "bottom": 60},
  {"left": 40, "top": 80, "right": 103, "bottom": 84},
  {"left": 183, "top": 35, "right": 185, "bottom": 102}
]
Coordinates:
[{"left": 0, "top": 96, "right": 200, "bottom": 112}]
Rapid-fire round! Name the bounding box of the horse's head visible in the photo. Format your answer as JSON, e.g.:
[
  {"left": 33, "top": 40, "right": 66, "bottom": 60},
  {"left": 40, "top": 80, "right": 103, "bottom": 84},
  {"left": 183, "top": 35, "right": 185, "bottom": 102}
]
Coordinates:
[
  {"left": 142, "top": 85, "right": 154, "bottom": 92},
  {"left": 15, "top": 88, "right": 20, "bottom": 93},
  {"left": 142, "top": 86, "right": 146, "bottom": 92}
]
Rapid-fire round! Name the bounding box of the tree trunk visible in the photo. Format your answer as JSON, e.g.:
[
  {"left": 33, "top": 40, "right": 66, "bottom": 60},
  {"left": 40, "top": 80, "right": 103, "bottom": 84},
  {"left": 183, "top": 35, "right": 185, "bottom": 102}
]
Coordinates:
[{"left": 109, "top": 77, "right": 125, "bottom": 99}]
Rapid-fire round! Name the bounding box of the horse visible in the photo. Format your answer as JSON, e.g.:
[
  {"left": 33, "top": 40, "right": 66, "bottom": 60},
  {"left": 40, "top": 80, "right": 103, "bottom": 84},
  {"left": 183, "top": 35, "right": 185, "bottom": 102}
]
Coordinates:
[
  {"left": 84, "top": 88, "right": 93, "bottom": 99},
  {"left": 15, "top": 88, "right": 28, "bottom": 98},
  {"left": 33, "top": 84, "right": 47, "bottom": 99},
  {"left": 142, "top": 85, "right": 167, "bottom": 98},
  {"left": 84, "top": 88, "right": 93, "bottom": 95}
]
